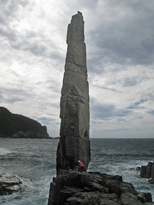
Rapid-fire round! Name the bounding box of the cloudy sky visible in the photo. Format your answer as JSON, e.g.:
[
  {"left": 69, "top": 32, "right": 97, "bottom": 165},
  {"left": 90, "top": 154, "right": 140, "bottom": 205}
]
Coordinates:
[{"left": 1, "top": 0, "right": 154, "bottom": 138}]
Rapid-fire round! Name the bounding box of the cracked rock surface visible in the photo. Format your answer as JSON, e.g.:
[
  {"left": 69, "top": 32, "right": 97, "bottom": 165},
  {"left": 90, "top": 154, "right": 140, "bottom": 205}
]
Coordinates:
[{"left": 48, "top": 170, "right": 153, "bottom": 205}]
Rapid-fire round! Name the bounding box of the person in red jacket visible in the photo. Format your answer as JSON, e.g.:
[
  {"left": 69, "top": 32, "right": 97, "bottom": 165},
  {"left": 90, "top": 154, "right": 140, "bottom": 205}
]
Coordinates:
[{"left": 78, "top": 160, "right": 85, "bottom": 172}]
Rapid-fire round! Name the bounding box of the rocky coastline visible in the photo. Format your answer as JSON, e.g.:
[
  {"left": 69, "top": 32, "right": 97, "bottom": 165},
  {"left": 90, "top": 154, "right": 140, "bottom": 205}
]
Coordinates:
[{"left": 48, "top": 170, "right": 153, "bottom": 205}]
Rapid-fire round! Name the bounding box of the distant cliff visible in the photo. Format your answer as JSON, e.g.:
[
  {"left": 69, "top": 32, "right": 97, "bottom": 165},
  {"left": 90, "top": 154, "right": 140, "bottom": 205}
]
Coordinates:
[{"left": 0, "top": 107, "right": 49, "bottom": 138}]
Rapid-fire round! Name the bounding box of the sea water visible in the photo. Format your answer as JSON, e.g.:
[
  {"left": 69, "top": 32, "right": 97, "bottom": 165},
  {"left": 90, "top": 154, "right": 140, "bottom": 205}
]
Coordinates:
[{"left": 0, "top": 138, "right": 154, "bottom": 205}]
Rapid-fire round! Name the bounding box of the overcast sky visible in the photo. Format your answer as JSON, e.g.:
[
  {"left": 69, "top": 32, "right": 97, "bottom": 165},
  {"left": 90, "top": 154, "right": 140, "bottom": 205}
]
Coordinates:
[{"left": 1, "top": 0, "right": 154, "bottom": 138}]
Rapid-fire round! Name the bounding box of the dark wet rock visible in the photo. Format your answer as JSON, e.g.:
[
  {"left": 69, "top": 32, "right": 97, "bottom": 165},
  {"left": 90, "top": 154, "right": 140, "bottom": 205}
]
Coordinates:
[
  {"left": 140, "top": 162, "right": 153, "bottom": 178},
  {"left": 0, "top": 107, "right": 49, "bottom": 138},
  {"left": 48, "top": 170, "right": 153, "bottom": 205},
  {"left": 0, "top": 173, "right": 22, "bottom": 195},
  {"left": 140, "top": 162, "right": 154, "bottom": 184},
  {"left": 57, "top": 11, "right": 90, "bottom": 175}
]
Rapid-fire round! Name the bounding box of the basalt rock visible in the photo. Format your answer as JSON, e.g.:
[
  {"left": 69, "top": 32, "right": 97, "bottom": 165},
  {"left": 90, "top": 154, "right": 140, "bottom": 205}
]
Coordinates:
[
  {"left": 57, "top": 11, "right": 90, "bottom": 175},
  {"left": 48, "top": 170, "right": 153, "bottom": 205}
]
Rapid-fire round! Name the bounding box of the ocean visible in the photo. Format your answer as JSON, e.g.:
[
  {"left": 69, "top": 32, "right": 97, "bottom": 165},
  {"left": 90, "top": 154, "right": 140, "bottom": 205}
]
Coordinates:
[{"left": 0, "top": 138, "right": 154, "bottom": 204}]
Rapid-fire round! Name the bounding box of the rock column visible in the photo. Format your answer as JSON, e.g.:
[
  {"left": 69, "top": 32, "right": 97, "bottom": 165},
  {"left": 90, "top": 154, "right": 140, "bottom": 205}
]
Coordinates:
[{"left": 57, "top": 11, "right": 90, "bottom": 175}]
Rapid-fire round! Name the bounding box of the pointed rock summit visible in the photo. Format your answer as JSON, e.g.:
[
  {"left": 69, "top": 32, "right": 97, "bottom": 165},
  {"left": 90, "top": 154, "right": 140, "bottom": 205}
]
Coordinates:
[{"left": 57, "top": 11, "right": 90, "bottom": 175}]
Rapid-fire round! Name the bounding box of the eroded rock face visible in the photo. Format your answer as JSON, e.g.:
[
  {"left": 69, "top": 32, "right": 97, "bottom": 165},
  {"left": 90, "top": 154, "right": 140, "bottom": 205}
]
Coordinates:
[{"left": 57, "top": 12, "right": 90, "bottom": 175}]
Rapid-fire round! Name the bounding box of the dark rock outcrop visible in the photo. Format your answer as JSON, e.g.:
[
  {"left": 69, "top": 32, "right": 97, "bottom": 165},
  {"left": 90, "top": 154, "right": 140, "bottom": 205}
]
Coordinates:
[
  {"left": 0, "top": 107, "right": 49, "bottom": 138},
  {"left": 57, "top": 11, "right": 90, "bottom": 175},
  {"left": 140, "top": 162, "right": 154, "bottom": 184},
  {"left": 0, "top": 173, "right": 22, "bottom": 195},
  {"left": 48, "top": 170, "right": 153, "bottom": 205}
]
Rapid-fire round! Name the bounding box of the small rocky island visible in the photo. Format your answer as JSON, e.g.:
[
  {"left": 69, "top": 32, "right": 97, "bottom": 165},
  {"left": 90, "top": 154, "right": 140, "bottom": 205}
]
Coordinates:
[
  {"left": 139, "top": 162, "right": 154, "bottom": 184},
  {"left": 48, "top": 12, "right": 154, "bottom": 205},
  {"left": 0, "top": 107, "right": 49, "bottom": 138}
]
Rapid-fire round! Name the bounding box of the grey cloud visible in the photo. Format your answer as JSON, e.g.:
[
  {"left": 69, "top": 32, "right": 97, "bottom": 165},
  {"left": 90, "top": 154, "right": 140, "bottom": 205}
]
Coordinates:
[
  {"left": 24, "top": 43, "right": 47, "bottom": 57},
  {"left": 0, "top": 89, "right": 24, "bottom": 104},
  {"left": 90, "top": 83, "right": 119, "bottom": 93},
  {"left": 6, "top": 97, "right": 24, "bottom": 104},
  {"left": 8, "top": 30, "right": 64, "bottom": 61},
  {"left": 100, "top": 86, "right": 118, "bottom": 93},
  {"left": 0, "top": 0, "right": 62, "bottom": 60},
  {"left": 77, "top": 0, "right": 99, "bottom": 9},
  {"left": 141, "top": 35, "right": 154, "bottom": 54},
  {"left": 122, "top": 77, "right": 139, "bottom": 87},
  {"left": 1, "top": 87, "right": 32, "bottom": 103},
  {"left": 0, "top": 0, "right": 29, "bottom": 25},
  {"left": 50, "top": 103, "right": 59, "bottom": 110},
  {"left": 37, "top": 117, "right": 55, "bottom": 126},
  {"left": 47, "top": 84, "right": 61, "bottom": 94},
  {"left": 91, "top": 103, "right": 132, "bottom": 120},
  {"left": 0, "top": 91, "right": 3, "bottom": 101},
  {"left": 87, "top": 0, "right": 154, "bottom": 72},
  {"left": 0, "top": 25, "right": 17, "bottom": 41}
]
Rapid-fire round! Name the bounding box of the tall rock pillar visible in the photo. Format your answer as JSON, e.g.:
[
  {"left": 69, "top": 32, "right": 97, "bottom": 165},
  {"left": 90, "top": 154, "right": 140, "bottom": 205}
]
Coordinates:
[{"left": 57, "top": 11, "right": 90, "bottom": 175}]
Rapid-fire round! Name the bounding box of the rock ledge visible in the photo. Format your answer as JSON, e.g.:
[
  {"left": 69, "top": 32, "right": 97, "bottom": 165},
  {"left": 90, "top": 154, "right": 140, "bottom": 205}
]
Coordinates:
[{"left": 48, "top": 170, "right": 153, "bottom": 205}]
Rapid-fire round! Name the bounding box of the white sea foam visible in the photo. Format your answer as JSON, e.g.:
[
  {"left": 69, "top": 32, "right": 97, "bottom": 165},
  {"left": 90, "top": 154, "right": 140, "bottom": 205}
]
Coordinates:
[{"left": 0, "top": 148, "right": 17, "bottom": 155}]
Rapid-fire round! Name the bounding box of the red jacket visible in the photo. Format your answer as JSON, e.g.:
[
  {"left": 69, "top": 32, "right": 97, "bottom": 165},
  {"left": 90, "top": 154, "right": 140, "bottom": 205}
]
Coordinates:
[{"left": 79, "top": 161, "right": 84, "bottom": 167}]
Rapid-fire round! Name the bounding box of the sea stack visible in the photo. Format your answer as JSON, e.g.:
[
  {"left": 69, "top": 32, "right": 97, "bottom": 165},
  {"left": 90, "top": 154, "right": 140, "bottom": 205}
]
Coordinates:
[
  {"left": 48, "top": 12, "right": 153, "bottom": 205},
  {"left": 57, "top": 11, "right": 90, "bottom": 175}
]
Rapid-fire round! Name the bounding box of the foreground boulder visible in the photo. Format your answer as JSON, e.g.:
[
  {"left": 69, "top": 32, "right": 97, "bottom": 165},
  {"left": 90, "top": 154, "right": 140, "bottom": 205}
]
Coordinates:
[
  {"left": 0, "top": 173, "right": 22, "bottom": 195},
  {"left": 48, "top": 170, "right": 153, "bottom": 205},
  {"left": 0, "top": 107, "right": 49, "bottom": 138}
]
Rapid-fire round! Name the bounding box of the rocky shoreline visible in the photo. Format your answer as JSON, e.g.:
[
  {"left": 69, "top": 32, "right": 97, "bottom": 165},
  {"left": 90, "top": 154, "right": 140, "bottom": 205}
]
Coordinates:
[{"left": 48, "top": 170, "right": 153, "bottom": 205}]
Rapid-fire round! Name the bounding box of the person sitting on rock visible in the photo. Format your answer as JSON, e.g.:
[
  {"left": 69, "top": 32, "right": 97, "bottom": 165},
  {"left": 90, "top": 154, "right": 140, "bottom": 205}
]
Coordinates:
[{"left": 78, "top": 160, "right": 85, "bottom": 172}]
